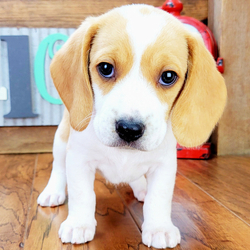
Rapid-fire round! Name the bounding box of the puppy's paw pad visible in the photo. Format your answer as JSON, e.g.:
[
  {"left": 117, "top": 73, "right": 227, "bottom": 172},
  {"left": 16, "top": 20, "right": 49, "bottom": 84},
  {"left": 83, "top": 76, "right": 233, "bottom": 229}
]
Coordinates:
[
  {"left": 59, "top": 219, "right": 96, "bottom": 244},
  {"left": 37, "top": 189, "right": 65, "bottom": 207},
  {"left": 142, "top": 226, "right": 180, "bottom": 249}
]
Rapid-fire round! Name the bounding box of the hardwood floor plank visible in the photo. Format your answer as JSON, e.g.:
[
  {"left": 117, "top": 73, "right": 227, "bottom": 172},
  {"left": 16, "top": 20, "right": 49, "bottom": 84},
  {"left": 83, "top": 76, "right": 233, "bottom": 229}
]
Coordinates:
[
  {"left": 24, "top": 154, "right": 148, "bottom": 250},
  {"left": 0, "top": 126, "right": 57, "bottom": 154},
  {"left": 2, "top": 153, "right": 247, "bottom": 249},
  {"left": 177, "top": 156, "right": 250, "bottom": 225},
  {"left": 117, "top": 172, "right": 250, "bottom": 249},
  {"left": 0, "top": 154, "right": 37, "bottom": 250},
  {"left": 23, "top": 153, "right": 83, "bottom": 250}
]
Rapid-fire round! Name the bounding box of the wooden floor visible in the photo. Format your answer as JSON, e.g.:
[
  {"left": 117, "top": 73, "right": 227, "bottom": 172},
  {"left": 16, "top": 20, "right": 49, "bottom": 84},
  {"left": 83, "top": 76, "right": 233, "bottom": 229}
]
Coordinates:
[{"left": 0, "top": 154, "right": 250, "bottom": 250}]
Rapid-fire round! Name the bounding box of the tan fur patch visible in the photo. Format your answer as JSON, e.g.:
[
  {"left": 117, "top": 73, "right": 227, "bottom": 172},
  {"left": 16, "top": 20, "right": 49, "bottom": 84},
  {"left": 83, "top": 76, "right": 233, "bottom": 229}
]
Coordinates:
[
  {"left": 141, "top": 23, "right": 227, "bottom": 147},
  {"left": 50, "top": 18, "right": 99, "bottom": 131},
  {"left": 171, "top": 34, "right": 227, "bottom": 147},
  {"left": 89, "top": 13, "right": 133, "bottom": 95},
  {"left": 140, "top": 6, "right": 153, "bottom": 15},
  {"left": 59, "top": 109, "right": 70, "bottom": 142},
  {"left": 141, "top": 23, "right": 189, "bottom": 120}
]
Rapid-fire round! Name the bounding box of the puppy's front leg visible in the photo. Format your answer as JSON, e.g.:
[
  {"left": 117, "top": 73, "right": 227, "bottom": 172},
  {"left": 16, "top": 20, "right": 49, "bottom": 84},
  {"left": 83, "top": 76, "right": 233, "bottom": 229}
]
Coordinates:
[
  {"left": 59, "top": 148, "right": 97, "bottom": 244},
  {"left": 37, "top": 124, "right": 67, "bottom": 207},
  {"left": 142, "top": 160, "right": 180, "bottom": 249}
]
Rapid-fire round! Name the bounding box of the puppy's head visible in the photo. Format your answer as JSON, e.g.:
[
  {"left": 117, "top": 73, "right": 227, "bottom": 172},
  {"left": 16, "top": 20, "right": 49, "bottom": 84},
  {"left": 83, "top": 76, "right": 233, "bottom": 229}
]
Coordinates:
[{"left": 51, "top": 4, "right": 227, "bottom": 151}]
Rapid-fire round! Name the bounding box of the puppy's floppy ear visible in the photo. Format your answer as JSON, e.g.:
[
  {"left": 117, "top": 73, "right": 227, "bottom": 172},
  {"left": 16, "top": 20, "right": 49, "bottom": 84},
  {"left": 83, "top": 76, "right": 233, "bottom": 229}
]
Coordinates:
[
  {"left": 50, "top": 17, "right": 99, "bottom": 131},
  {"left": 171, "top": 33, "right": 227, "bottom": 147}
]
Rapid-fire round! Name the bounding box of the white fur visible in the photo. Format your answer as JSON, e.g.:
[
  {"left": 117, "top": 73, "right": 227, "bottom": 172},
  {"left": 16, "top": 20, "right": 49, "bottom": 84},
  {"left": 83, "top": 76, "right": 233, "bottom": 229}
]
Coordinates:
[{"left": 38, "top": 5, "right": 181, "bottom": 249}]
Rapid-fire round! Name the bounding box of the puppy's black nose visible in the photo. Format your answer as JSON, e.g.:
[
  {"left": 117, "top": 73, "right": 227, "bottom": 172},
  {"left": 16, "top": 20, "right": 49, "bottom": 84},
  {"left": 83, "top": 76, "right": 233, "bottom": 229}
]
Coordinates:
[{"left": 116, "top": 120, "right": 145, "bottom": 143}]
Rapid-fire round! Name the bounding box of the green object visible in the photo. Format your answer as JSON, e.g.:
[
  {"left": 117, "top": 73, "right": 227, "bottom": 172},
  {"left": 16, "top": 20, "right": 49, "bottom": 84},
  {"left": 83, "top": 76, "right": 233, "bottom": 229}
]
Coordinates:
[{"left": 34, "top": 33, "right": 68, "bottom": 104}]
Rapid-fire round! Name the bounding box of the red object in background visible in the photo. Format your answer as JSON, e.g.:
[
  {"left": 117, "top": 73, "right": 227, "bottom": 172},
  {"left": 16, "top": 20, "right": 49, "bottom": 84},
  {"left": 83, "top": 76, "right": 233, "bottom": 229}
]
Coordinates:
[
  {"left": 159, "top": 0, "right": 224, "bottom": 73},
  {"left": 177, "top": 143, "right": 212, "bottom": 159},
  {"left": 160, "top": 0, "right": 224, "bottom": 159},
  {"left": 216, "top": 57, "right": 224, "bottom": 74},
  {"left": 160, "top": 0, "right": 217, "bottom": 57}
]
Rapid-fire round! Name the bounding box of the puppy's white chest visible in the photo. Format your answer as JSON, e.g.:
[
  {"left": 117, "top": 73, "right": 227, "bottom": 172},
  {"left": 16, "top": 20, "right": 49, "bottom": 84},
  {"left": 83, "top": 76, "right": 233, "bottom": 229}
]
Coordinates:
[
  {"left": 95, "top": 150, "right": 151, "bottom": 184},
  {"left": 69, "top": 123, "right": 166, "bottom": 184}
]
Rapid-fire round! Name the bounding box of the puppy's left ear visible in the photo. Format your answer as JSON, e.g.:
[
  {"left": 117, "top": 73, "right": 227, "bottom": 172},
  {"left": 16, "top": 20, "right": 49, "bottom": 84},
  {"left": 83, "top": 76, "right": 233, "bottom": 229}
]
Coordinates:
[
  {"left": 171, "top": 33, "right": 227, "bottom": 147},
  {"left": 50, "top": 17, "right": 99, "bottom": 131}
]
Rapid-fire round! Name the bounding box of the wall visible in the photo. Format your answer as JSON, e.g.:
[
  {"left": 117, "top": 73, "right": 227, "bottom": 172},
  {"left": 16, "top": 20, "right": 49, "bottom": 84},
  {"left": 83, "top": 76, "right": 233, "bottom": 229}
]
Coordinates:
[{"left": 209, "top": 0, "right": 250, "bottom": 155}]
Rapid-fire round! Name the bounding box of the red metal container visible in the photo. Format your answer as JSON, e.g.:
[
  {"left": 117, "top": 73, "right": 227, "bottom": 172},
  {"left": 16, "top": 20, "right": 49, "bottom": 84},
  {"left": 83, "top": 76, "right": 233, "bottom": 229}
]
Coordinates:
[
  {"left": 177, "top": 143, "right": 212, "bottom": 159},
  {"left": 159, "top": 0, "right": 224, "bottom": 73}
]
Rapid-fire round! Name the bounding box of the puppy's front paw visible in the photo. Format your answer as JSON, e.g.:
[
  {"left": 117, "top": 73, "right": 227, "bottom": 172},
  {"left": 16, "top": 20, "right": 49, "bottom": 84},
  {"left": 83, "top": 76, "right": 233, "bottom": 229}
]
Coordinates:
[
  {"left": 142, "top": 224, "right": 181, "bottom": 249},
  {"left": 37, "top": 187, "right": 66, "bottom": 207},
  {"left": 59, "top": 217, "right": 96, "bottom": 244}
]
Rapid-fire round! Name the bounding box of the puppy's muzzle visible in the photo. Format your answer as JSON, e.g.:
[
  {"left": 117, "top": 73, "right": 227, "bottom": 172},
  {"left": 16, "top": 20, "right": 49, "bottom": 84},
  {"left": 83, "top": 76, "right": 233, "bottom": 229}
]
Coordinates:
[{"left": 115, "top": 120, "right": 145, "bottom": 142}]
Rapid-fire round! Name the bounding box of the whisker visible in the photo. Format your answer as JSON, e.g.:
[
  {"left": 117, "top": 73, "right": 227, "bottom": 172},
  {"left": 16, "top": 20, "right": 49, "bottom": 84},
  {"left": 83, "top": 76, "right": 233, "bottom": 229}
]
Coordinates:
[
  {"left": 73, "top": 98, "right": 104, "bottom": 131},
  {"left": 75, "top": 112, "right": 95, "bottom": 131},
  {"left": 75, "top": 114, "right": 93, "bottom": 130}
]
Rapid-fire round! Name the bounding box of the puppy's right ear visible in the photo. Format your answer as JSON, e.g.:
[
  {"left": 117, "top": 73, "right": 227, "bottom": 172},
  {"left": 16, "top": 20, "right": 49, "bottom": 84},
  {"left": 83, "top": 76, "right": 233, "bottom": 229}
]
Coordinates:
[
  {"left": 50, "top": 17, "right": 99, "bottom": 131},
  {"left": 171, "top": 33, "right": 227, "bottom": 147}
]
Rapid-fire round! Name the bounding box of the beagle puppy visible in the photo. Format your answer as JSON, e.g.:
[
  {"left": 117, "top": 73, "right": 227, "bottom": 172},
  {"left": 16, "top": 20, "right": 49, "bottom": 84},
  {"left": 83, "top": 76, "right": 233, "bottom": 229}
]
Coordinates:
[{"left": 37, "top": 4, "right": 227, "bottom": 249}]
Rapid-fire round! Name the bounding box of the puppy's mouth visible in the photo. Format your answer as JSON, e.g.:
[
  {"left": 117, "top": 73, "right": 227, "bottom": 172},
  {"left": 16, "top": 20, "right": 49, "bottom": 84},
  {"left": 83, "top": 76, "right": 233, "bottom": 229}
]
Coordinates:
[
  {"left": 111, "top": 140, "right": 147, "bottom": 151},
  {"left": 95, "top": 118, "right": 162, "bottom": 151}
]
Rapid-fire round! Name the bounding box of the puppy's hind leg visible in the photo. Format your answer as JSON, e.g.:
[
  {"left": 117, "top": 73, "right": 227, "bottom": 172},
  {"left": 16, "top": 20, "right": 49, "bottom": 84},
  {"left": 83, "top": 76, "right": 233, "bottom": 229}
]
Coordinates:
[
  {"left": 129, "top": 175, "right": 147, "bottom": 202},
  {"left": 37, "top": 110, "right": 69, "bottom": 207}
]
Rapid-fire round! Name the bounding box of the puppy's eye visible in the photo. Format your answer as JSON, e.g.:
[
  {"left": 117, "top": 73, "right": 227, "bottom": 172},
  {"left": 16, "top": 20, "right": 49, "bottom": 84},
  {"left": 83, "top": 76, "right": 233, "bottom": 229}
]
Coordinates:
[
  {"left": 159, "top": 71, "right": 178, "bottom": 86},
  {"left": 97, "top": 62, "right": 115, "bottom": 78}
]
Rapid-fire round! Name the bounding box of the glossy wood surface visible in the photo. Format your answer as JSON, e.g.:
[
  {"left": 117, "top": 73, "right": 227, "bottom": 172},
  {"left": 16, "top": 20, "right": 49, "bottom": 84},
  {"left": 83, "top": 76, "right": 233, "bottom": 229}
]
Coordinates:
[
  {"left": 0, "top": 154, "right": 249, "bottom": 249},
  {"left": 0, "top": 126, "right": 57, "bottom": 154}
]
